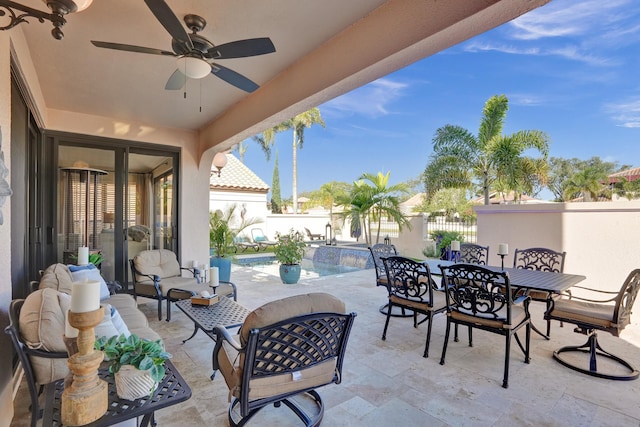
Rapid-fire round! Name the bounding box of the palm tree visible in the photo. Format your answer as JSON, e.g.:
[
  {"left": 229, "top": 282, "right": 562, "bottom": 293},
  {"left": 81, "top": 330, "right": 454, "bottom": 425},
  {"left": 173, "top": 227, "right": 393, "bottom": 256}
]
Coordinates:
[
  {"left": 254, "top": 108, "right": 325, "bottom": 213},
  {"left": 337, "top": 172, "right": 410, "bottom": 245},
  {"left": 563, "top": 167, "right": 607, "bottom": 202},
  {"left": 424, "top": 95, "right": 549, "bottom": 205}
]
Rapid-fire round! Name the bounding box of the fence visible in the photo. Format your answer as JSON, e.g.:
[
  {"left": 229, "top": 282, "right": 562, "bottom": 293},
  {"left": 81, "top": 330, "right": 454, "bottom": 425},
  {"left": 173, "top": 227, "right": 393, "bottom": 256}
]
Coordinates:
[{"left": 424, "top": 217, "right": 477, "bottom": 244}]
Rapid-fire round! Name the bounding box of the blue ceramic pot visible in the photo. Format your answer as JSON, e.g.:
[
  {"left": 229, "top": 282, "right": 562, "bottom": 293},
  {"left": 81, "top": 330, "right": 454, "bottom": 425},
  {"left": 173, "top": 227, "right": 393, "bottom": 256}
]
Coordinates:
[
  {"left": 279, "top": 264, "right": 301, "bottom": 284},
  {"left": 210, "top": 256, "right": 232, "bottom": 282}
]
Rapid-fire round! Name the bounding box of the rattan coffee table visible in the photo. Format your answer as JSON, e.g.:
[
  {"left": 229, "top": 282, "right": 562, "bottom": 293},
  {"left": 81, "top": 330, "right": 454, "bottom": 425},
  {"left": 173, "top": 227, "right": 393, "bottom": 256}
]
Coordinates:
[{"left": 175, "top": 297, "right": 250, "bottom": 343}]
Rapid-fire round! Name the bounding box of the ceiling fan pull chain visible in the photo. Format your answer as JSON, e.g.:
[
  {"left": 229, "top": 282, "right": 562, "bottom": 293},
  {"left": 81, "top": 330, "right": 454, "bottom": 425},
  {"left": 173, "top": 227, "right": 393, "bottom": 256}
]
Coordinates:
[{"left": 199, "top": 80, "right": 202, "bottom": 113}]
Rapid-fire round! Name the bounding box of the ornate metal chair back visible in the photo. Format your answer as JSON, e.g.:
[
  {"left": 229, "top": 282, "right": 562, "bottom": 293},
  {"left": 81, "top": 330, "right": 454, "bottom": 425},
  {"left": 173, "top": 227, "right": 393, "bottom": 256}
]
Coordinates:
[
  {"left": 383, "top": 256, "right": 436, "bottom": 303},
  {"left": 513, "top": 247, "right": 566, "bottom": 272},
  {"left": 441, "top": 264, "right": 513, "bottom": 323},
  {"left": 459, "top": 243, "right": 489, "bottom": 265},
  {"left": 369, "top": 243, "right": 397, "bottom": 285}
]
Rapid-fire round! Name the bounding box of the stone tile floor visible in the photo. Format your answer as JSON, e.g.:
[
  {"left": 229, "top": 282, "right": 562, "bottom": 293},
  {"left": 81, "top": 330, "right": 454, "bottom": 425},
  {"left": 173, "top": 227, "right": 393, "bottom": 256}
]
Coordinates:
[{"left": 11, "top": 265, "right": 640, "bottom": 426}]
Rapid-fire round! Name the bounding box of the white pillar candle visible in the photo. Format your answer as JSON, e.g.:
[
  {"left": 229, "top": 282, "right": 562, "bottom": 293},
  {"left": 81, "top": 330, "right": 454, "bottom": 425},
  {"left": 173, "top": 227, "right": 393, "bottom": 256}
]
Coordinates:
[
  {"left": 450, "top": 240, "right": 460, "bottom": 252},
  {"left": 211, "top": 266, "right": 219, "bottom": 288},
  {"left": 77, "top": 246, "right": 89, "bottom": 266},
  {"left": 498, "top": 243, "right": 509, "bottom": 256},
  {"left": 70, "top": 280, "right": 101, "bottom": 313},
  {"left": 192, "top": 260, "right": 199, "bottom": 268},
  {"left": 64, "top": 309, "right": 79, "bottom": 338}
]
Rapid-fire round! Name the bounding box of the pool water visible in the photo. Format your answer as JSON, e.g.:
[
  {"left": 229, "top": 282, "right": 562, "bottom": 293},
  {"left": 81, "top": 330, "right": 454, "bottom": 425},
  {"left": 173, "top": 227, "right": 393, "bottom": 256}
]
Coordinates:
[{"left": 237, "top": 257, "right": 364, "bottom": 278}]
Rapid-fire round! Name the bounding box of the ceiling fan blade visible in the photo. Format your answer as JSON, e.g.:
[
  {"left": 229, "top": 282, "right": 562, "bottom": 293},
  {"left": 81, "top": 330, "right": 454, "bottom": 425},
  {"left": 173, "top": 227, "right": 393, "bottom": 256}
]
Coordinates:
[
  {"left": 144, "top": 0, "right": 193, "bottom": 53},
  {"left": 211, "top": 63, "right": 259, "bottom": 93},
  {"left": 165, "top": 69, "right": 186, "bottom": 90},
  {"left": 205, "top": 38, "right": 276, "bottom": 59},
  {"left": 91, "top": 41, "right": 176, "bottom": 56}
]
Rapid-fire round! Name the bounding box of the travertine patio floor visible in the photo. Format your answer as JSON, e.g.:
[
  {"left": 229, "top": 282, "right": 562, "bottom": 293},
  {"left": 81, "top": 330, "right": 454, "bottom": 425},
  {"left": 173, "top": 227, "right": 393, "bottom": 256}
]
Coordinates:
[{"left": 11, "top": 264, "right": 640, "bottom": 426}]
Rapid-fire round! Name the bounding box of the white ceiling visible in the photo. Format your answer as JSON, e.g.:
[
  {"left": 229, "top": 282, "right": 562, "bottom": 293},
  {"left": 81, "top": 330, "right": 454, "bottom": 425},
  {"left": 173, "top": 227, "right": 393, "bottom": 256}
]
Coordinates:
[{"left": 15, "top": 0, "right": 550, "bottom": 149}]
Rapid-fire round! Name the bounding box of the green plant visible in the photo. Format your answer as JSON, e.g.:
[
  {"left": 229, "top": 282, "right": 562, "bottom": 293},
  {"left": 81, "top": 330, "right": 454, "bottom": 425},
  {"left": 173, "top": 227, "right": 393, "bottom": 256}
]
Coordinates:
[
  {"left": 273, "top": 229, "right": 307, "bottom": 265},
  {"left": 429, "top": 230, "right": 465, "bottom": 255},
  {"left": 210, "top": 204, "right": 262, "bottom": 258},
  {"left": 95, "top": 334, "right": 172, "bottom": 382},
  {"left": 89, "top": 252, "right": 105, "bottom": 266}
]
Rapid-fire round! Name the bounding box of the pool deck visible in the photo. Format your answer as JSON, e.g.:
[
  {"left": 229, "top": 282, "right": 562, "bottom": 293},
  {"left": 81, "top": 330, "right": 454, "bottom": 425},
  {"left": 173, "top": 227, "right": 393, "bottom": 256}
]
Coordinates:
[{"left": 11, "top": 265, "right": 640, "bottom": 426}]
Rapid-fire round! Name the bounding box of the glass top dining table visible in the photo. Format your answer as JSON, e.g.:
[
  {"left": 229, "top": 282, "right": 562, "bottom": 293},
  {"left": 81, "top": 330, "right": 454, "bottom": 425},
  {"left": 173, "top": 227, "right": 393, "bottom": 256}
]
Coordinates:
[{"left": 423, "top": 259, "right": 586, "bottom": 294}]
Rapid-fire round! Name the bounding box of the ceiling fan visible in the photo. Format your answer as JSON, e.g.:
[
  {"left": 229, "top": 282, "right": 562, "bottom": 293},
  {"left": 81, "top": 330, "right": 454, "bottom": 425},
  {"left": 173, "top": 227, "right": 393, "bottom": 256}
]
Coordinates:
[{"left": 91, "top": 0, "right": 275, "bottom": 92}]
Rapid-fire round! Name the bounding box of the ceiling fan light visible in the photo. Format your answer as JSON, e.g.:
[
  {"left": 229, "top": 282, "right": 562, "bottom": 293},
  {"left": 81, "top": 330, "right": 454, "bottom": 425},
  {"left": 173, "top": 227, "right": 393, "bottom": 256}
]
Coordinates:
[
  {"left": 176, "top": 56, "right": 211, "bottom": 79},
  {"left": 73, "top": 0, "right": 93, "bottom": 12},
  {"left": 41, "top": 0, "right": 93, "bottom": 14},
  {"left": 213, "top": 152, "right": 228, "bottom": 170}
]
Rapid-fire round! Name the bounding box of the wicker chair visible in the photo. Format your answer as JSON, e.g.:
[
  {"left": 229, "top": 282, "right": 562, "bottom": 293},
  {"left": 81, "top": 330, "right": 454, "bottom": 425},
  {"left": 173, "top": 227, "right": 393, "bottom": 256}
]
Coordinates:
[
  {"left": 439, "top": 263, "right": 531, "bottom": 388},
  {"left": 212, "top": 293, "right": 356, "bottom": 427},
  {"left": 544, "top": 269, "right": 640, "bottom": 380}
]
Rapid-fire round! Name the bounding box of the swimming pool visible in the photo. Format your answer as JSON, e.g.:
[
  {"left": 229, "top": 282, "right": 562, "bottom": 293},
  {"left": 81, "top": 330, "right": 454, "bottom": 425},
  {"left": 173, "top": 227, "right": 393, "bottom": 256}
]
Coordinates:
[{"left": 235, "top": 257, "right": 366, "bottom": 278}]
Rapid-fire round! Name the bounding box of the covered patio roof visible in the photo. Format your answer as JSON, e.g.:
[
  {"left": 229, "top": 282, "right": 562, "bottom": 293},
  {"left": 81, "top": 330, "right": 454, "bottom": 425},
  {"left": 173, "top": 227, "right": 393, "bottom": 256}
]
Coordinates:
[{"left": 12, "top": 0, "right": 551, "bottom": 160}]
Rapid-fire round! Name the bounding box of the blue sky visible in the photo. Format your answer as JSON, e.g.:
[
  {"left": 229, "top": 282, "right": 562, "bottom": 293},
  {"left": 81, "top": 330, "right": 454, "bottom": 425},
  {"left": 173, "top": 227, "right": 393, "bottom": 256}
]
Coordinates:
[{"left": 236, "top": 0, "right": 640, "bottom": 201}]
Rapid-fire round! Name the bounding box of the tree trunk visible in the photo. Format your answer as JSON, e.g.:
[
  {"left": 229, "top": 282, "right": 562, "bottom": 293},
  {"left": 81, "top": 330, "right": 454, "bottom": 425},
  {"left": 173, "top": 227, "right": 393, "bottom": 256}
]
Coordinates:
[
  {"left": 483, "top": 171, "right": 490, "bottom": 205},
  {"left": 292, "top": 130, "right": 298, "bottom": 213}
]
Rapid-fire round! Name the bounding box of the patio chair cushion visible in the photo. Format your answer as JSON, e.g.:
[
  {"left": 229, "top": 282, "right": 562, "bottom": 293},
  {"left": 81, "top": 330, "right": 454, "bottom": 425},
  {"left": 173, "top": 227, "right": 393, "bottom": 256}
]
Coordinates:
[
  {"left": 39, "top": 263, "right": 74, "bottom": 295},
  {"left": 219, "top": 293, "right": 345, "bottom": 401},
  {"left": 217, "top": 337, "right": 336, "bottom": 400},
  {"left": 19, "top": 288, "right": 71, "bottom": 384},
  {"left": 132, "top": 249, "right": 181, "bottom": 282},
  {"left": 389, "top": 290, "right": 446, "bottom": 312},
  {"left": 549, "top": 298, "right": 615, "bottom": 329},
  {"left": 239, "top": 292, "right": 345, "bottom": 344},
  {"left": 451, "top": 304, "right": 528, "bottom": 329}
]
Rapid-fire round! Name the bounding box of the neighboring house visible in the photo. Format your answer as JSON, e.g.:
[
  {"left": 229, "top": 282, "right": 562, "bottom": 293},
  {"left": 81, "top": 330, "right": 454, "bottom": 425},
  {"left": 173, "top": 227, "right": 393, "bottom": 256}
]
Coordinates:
[
  {"left": 472, "top": 191, "right": 546, "bottom": 205},
  {"left": 209, "top": 154, "right": 270, "bottom": 237},
  {"left": 607, "top": 167, "right": 640, "bottom": 183},
  {"left": 400, "top": 193, "right": 426, "bottom": 215}
]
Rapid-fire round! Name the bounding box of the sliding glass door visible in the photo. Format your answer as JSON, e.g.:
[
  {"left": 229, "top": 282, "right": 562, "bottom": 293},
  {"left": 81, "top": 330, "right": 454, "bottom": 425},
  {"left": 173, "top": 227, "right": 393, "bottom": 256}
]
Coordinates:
[{"left": 55, "top": 141, "right": 178, "bottom": 286}]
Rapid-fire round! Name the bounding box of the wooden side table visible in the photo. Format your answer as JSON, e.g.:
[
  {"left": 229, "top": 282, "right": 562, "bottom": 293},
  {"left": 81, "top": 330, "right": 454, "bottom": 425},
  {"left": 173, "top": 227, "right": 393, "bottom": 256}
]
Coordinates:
[{"left": 42, "top": 359, "right": 191, "bottom": 427}]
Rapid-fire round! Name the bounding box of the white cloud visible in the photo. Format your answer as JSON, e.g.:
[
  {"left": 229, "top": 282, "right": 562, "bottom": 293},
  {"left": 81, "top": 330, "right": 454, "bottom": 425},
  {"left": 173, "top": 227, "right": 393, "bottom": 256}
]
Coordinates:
[
  {"left": 508, "top": 93, "right": 547, "bottom": 107},
  {"left": 509, "top": 0, "right": 633, "bottom": 41},
  {"left": 464, "top": 41, "right": 610, "bottom": 66},
  {"left": 322, "top": 78, "right": 409, "bottom": 119},
  {"left": 603, "top": 97, "right": 640, "bottom": 128}
]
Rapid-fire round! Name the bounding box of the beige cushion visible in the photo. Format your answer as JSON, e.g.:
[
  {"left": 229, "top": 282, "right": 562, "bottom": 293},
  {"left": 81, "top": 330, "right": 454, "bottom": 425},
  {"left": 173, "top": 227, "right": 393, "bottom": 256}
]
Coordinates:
[
  {"left": 133, "top": 249, "right": 181, "bottom": 281},
  {"left": 38, "top": 263, "right": 74, "bottom": 294},
  {"left": 550, "top": 298, "right": 615, "bottom": 329},
  {"left": 451, "top": 304, "right": 528, "bottom": 329},
  {"left": 240, "top": 293, "right": 345, "bottom": 344},
  {"left": 220, "top": 293, "right": 345, "bottom": 400},
  {"left": 389, "top": 289, "right": 446, "bottom": 312},
  {"left": 218, "top": 337, "right": 336, "bottom": 400},
  {"left": 134, "top": 277, "right": 202, "bottom": 298},
  {"left": 19, "top": 288, "right": 70, "bottom": 384}
]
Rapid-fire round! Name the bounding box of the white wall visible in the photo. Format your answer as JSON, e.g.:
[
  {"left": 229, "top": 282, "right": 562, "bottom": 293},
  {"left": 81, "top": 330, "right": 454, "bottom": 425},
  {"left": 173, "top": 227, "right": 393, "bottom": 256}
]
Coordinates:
[
  {"left": 475, "top": 202, "right": 640, "bottom": 293},
  {"left": 209, "top": 190, "right": 268, "bottom": 240}
]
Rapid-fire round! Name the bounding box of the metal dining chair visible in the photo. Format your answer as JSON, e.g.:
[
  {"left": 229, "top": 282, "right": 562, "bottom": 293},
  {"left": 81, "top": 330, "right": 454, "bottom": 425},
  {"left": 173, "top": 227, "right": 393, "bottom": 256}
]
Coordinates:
[
  {"left": 513, "top": 247, "right": 566, "bottom": 338},
  {"left": 545, "top": 269, "right": 640, "bottom": 380},
  {"left": 439, "top": 263, "right": 531, "bottom": 388},
  {"left": 382, "top": 256, "right": 446, "bottom": 358}
]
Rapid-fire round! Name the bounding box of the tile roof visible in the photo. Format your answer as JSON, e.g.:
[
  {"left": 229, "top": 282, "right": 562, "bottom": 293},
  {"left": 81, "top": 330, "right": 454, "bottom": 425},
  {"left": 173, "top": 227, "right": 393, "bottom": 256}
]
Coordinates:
[
  {"left": 210, "top": 154, "right": 270, "bottom": 192},
  {"left": 608, "top": 167, "right": 640, "bottom": 182}
]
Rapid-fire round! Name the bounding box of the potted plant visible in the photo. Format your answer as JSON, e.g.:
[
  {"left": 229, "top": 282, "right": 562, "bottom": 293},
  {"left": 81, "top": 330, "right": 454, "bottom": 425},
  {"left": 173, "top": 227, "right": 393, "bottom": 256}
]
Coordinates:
[
  {"left": 209, "top": 204, "right": 261, "bottom": 281},
  {"left": 273, "top": 229, "right": 307, "bottom": 284},
  {"left": 95, "top": 334, "right": 172, "bottom": 401},
  {"left": 429, "top": 230, "right": 464, "bottom": 260}
]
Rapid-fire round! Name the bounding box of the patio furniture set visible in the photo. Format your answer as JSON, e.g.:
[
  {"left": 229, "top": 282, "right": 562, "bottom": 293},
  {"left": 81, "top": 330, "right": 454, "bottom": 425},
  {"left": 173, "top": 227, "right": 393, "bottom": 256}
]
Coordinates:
[
  {"left": 370, "top": 243, "right": 640, "bottom": 389},
  {"left": 7, "top": 247, "right": 358, "bottom": 427}
]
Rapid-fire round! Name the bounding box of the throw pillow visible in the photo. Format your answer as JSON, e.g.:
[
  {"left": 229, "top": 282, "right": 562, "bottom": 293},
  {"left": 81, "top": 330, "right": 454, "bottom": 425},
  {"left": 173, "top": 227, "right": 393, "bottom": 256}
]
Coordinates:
[
  {"left": 110, "top": 305, "right": 131, "bottom": 338},
  {"left": 68, "top": 263, "right": 110, "bottom": 300},
  {"left": 94, "top": 304, "right": 120, "bottom": 339}
]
